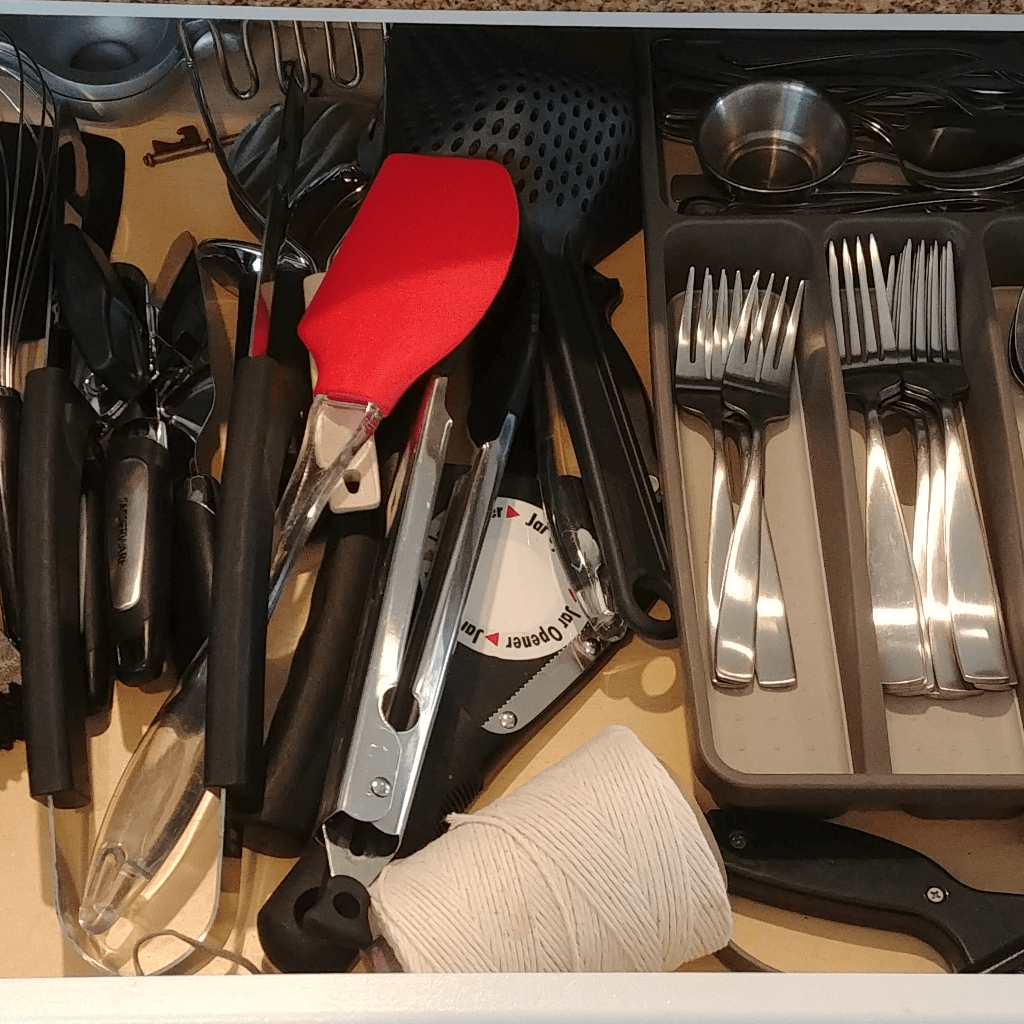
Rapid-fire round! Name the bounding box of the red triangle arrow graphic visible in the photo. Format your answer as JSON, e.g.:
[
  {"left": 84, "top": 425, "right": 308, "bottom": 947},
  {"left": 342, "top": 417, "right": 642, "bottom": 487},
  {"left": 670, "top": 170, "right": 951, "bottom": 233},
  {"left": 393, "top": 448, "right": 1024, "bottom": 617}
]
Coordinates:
[
  {"left": 486, "top": 633, "right": 500, "bottom": 645},
  {"left": 506, "top": 506, "right": 519, "bottom": 518}
]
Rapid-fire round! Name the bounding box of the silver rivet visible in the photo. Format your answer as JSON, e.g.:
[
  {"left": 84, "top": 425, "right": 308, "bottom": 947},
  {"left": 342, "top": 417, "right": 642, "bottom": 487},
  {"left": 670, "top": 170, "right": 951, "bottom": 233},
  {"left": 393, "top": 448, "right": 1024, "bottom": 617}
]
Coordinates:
[
  {"left": 498, "top": 711, "right": 518, "bottom": 730},
  {"left": 582, "top": 638, "right": 600, "bottom": 656},
  {"left": 729, "top": 830, "right": 747, "bottom": 850},
  {"left": 370, "top": 777, "right": 392, "bottom": 797},
  {"left": 926, "top": 887, "right": 945, "bottom": 903}
]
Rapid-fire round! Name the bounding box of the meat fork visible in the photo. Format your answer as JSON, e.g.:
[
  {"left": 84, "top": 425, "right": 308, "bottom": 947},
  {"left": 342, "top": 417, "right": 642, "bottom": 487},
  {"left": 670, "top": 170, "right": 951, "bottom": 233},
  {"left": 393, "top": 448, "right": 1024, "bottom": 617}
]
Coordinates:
[
  {"left": 674, "top": 270, "right": 796, "bottom": 689},
  {"left": 715, "top": 275, "right": 804, "bottom": 688}
]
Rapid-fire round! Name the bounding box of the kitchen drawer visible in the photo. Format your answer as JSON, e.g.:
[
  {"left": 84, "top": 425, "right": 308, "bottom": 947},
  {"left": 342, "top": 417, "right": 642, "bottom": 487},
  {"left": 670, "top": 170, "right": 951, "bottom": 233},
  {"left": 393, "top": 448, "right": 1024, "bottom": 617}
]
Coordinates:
[{"left": 0, "top": 6, "right": 1022, "bottom": 1021}]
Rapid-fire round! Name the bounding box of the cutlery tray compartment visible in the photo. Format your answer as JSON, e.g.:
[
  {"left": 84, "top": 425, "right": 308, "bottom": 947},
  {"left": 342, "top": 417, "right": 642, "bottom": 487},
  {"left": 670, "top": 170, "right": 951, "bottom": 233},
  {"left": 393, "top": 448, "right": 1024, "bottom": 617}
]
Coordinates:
[{"left": 641, "top": 34, "right": 1024, "bottom": 815}]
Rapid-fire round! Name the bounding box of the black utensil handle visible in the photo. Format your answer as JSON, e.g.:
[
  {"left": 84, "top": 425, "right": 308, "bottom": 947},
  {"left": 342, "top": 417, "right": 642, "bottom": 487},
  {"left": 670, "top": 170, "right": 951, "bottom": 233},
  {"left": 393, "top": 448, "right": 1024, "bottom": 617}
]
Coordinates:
[
  {"left": 539, "top": 252, "right": 675, "bottom": 640},
  {"left": 243, "top": 507, "right": 382, "bottom": 857},
  {"left": 0, "top": 389, "right": 21, "bottom": 645},
  {"left": 256, "top": 838, "right": 361, "bottom": 974},
  {"left": 169, "top": 474, "right": 219, "bottom": 677},
  {"left": 583, "top": 266, "right": 660, "bottom": 485},
  {"left": 206, "top": 354, "right": 305, "bottom": 807},
  {"left": 104, "top": 422, "right": 172, "bottom": 686},
  {"left": 708, "top": 808, "right": 1024, "bottom": 973},
  {"left": 19, "top": 368, "right": 96, "bottom": 808},
  {"left": 81, "top": 443, "right": 113, "bottom": 718}
]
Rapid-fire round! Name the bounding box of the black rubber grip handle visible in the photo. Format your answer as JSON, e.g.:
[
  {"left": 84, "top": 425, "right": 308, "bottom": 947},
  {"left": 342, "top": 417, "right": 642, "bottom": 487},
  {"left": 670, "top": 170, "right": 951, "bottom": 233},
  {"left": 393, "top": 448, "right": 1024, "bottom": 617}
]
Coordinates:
[
  {"left": 0, "top": 389, "right": 21, "bottom": 645},
  {"left": 104, "top": 421, "right": 172, "bottom": 686},
  {"left": 19, "top": 367, "right": 96, "bottom": 808},
  {"left": 206, "top": 355, "right": 305, "bottom": 807},
  {"left": 243, "top": 506, "right": 383, "bottom": 857},
  {"left": 709, "top": 809, "right": 1024, "bottom": 974},
  {"left": 257, "top": 837, "right": 361, "bottom": 974},
  {"left": 169, "top": 473, "right": 219, "bottom": 677},
  {"left": 539, "top": 251, "right": 675, "bottom": 640},
  {"left": 81, "top": 443, "right": 113, "bottom": 718}
]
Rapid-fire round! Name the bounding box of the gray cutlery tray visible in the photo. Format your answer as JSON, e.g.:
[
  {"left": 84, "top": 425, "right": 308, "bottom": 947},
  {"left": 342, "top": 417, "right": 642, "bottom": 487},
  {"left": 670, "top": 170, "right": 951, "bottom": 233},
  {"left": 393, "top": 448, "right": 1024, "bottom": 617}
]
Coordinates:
[{"left": 639, "top": 35, "right": 1024, "bottom": 816}]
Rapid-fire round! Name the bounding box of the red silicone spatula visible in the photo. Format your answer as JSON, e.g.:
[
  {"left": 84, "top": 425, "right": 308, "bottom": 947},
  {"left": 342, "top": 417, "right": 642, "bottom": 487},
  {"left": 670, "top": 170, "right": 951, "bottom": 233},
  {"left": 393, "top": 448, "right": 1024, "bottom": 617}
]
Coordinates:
[{"left": 271, "top": 151, "right": 519, "bottom": 608}]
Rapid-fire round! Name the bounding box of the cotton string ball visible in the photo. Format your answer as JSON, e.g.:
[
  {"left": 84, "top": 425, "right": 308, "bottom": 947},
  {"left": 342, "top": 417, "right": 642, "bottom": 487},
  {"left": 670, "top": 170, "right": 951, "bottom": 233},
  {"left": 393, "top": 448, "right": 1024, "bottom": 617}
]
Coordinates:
[{"left": 368, "top": 725, "right": 732, "bottom": 972}]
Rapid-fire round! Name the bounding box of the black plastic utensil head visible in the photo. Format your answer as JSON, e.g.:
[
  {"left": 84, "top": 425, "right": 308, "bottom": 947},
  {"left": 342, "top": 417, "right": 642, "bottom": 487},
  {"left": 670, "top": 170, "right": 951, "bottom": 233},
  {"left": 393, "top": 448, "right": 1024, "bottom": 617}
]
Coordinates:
[
  {"left": 54, "top": 223, "right": 148, "bottom": 403},
  {"left": 386, "top": 25, "right": 635, "bottom": 260}
]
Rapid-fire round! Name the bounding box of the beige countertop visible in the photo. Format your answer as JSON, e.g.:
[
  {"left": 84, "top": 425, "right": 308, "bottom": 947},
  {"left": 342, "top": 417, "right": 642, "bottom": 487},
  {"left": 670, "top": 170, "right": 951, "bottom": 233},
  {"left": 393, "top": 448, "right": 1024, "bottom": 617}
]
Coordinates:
[{"left": 78, "top": 0, "right": 1024, "bottom": 18}]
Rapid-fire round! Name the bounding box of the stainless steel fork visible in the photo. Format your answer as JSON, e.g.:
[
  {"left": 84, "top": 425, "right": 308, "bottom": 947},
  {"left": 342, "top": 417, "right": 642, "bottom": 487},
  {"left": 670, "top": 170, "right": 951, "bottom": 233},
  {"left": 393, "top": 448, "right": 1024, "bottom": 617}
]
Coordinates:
[
  {"left": 715, "top": 277, "right": 804, "bottom": 687},
  {"left": 901, "top": 241, "right": 1014, "bottom": 690},
  {"left": 675, "top": 270, "right": 796, "bottom": 690},
  {"left": 828, "top": 235, "right": 930, "bottom": 695},
  {"left": 889, "top": 241, "right": 972, "bottom": 698}
]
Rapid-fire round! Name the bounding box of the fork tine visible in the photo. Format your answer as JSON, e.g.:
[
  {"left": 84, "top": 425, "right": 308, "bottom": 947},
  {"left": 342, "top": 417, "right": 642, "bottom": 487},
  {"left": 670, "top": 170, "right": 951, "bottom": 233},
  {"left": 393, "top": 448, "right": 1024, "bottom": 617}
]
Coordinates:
[
  {"left": 775, "top": 279, "right": 805, "bottom": 382},
  {"left": 697, "top": 268, "right": 714, "bottom": 379},
  {"left": 827, "top": 241, "right": 846, "bottom": 362},
  {"left": 927, "top": 242, "right": 941, "bottom": 362},
  {"left": 841, "top": 239, "right": 861, "bottom": 360},
  {"left": 754, "top": 273, "right": 776, "bottom": 344},
  {"left": 734, "top": 271, "right": 760, "bottom": 351},
  {"left": 674, "top": 266, "right": 697, "bottom": 379},
  {"left": 896, "top": 240, "right": 913, "bottom": 358},
  {"left": 944, "top": 241, "right": 960, "bottom": 359},
  {"left": 712, "top": 269, "right": 729, "bottom": 380},
  {"left": 869, "top": 235, "right": 897, "bottom": 357},
  {"left": 760, "top": 276, "right": 790, "bottom": 382},
  {"left": 729, "top": 270, "right": 743, "bottom": 342},
  {"left": 726, "top": 272, "right": 761, "bottom": 376},
  {"left": 855, "top": 238, "right": 878, "bottom": 360},
  {"left": 913, "top": 240, "right": 927, "bottom": 361}
]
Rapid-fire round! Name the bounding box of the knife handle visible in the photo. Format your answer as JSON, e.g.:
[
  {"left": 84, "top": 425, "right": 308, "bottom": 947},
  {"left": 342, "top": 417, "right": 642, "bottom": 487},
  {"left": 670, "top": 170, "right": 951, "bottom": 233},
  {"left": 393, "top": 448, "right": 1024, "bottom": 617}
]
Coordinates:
[
  {"left": 104, "top": 419, "right": 172, "bottom": 686},
  {"left": 708, "top": 808, "right": 1024, "bottom": 973},
  {"left": 19, "top": 368, "right": 96, "bottom": 808},
  {"left": 206, "top": 354, "right": 305, "bottom": 807},
  {"left": 243, "top": 506, "right": 383, "bottom": 857},
  {"left": 81, "top": 443, "right": 113, "bottom": 718},
  {"left": 169, "top": 474, "right": 219, "bottom": 677},
  {"left": 0, "top": 389, "right": 21, "bottom": 645}
]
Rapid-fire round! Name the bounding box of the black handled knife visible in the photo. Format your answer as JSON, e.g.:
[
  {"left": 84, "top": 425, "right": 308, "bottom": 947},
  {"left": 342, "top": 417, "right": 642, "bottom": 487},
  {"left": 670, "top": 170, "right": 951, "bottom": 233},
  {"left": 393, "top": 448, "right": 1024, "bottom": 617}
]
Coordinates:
[{"left": 709, "top": 808, "right": 1024, "bottom": 973}]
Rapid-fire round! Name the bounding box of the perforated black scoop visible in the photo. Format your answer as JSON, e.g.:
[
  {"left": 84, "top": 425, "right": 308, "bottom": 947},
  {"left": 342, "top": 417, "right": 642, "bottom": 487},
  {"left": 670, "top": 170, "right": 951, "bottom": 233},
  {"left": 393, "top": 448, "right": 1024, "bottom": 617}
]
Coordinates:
[{"left": 386, "top": 26, "right": 675, "bottom": 640}]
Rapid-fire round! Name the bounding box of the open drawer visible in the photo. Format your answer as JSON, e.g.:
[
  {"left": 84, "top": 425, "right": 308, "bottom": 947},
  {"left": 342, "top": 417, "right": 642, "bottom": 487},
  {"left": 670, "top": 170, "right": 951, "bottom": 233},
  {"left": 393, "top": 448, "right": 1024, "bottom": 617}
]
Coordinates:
[{"left": 0, "top": 7, "right": 1023, "bottom": 1022}]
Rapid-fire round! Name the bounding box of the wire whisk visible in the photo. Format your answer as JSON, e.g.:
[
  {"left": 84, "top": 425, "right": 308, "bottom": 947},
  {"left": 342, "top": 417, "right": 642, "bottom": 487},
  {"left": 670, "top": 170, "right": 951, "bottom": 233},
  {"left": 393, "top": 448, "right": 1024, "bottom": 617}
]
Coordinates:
[{"left": 0, "top": 33, "right": 60, "bottom": 390}]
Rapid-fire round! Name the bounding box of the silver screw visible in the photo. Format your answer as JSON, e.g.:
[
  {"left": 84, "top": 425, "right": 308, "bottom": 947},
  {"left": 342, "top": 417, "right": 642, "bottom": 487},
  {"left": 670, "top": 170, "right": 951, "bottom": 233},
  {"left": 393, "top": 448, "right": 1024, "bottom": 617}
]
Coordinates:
[
  {"left": 729, "top": 830, "right": 747, "bottom": 850},
  {"left": 581, "top": 638, "right": 600, "bottom": 657},
  {"left": 370, "top": 776, "right": 392, "bottom": 798},
  {"left": 498, "top": 711, "right": 518, "bottom": 730},
  {"left": 926, "top": 887, "right": 945, "bottom": 903}
]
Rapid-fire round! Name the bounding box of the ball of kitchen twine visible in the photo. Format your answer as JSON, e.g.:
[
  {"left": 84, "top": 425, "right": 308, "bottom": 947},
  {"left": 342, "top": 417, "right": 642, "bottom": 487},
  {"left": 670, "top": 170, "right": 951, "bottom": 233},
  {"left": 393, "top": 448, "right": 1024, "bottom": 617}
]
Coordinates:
[{"left": 368, "top": 725, "right": 732, "bottom": 972}]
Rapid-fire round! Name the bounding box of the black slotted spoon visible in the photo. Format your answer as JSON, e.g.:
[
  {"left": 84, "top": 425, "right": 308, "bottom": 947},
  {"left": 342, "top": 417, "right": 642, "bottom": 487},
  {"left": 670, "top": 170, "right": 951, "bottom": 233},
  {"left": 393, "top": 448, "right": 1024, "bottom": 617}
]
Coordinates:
[{"left": 387, "top": 25, "right": 675, "bottom": 640}]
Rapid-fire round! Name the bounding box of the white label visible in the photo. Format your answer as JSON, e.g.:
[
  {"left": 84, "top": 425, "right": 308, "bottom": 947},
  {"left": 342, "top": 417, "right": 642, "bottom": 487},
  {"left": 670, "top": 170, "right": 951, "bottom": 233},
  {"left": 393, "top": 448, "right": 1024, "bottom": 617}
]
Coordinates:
[{"left": 421, "top": 497, "right": 584, "bottom": 661}]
